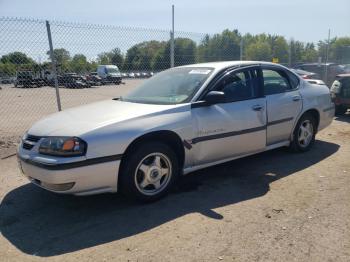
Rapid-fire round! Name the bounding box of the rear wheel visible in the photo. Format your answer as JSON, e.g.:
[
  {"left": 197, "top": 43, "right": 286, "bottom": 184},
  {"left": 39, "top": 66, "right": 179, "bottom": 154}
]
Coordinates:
[
  {"left": 119, "top": 142, "right": 179, "bottom": 202},
  {"left": 290, "top": 113, "right": 316, "bottom": 152}
]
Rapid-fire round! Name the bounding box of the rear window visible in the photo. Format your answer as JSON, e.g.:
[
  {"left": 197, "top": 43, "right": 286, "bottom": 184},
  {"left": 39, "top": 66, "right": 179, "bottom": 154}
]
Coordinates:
[{"left": 340, "top": 78, "right": 350, "bottom": 98}]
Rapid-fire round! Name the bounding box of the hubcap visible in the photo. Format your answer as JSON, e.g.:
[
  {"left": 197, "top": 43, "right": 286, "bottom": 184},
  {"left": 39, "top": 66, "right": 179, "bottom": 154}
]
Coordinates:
[
  {"left": 298, "top": 120, "right": 314, "bottom": 148},
  {"left": 134, "top": 153, "right": 172, "bottom": 196}
]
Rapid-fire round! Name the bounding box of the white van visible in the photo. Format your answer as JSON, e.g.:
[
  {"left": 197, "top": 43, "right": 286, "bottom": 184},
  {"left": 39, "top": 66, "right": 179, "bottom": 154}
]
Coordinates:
[{"left": 97, "top": 65, "right": 122, "bottom": 84}]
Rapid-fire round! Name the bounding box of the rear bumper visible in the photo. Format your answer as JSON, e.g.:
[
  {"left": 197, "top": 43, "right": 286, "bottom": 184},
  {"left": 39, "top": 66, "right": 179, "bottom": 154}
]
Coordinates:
[{"left": 17, "top": 155, "right": 121, "bottom": 196}]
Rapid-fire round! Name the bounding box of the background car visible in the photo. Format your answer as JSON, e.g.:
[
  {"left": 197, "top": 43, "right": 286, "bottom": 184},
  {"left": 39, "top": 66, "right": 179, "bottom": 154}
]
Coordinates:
[
  {"left": 86, "top": 72, "right": 102, "bottom": 86},
  {"left": 295, "top": 63, "right": 345, "bottom": 86},
  {"left": 97, "top": 65, "right": 122, "bottom": 84},
  {"left": 330, "top": 74, "right": 350, "bottom": 115},
  {"left": 128, "top": 72, "right": 136, "bottom": 78},
  {"left": 14, "top": 71, "right": 45, "bottom": 88},
  {"left": 291, "top": 68, "right": 321, "bottom": 80},
  {"left": 61, "top": 73, "right": 90, "bottom": 88},
  {"left": 0, "top": 76, "right": 14, "bottom": 84},
  {"left": 305, "top": 79, "right": 327, "bottom": 86},
  {"left": 340, "top": 64, "right": 350, "bottom": 73}
]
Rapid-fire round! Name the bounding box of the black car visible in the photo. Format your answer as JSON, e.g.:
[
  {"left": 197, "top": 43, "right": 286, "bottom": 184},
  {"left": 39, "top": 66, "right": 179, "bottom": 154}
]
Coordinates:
[
  {"left": 86, "top": 72, "right": 102, "bottom": 86},
  {"left": 14, "top": 71, "right": 45, "bottom": 88},
  {"left": 330, "top": 74, "right": 350, "bottom": 115},
  {"left": 61, "top": 73, "right": 90, "bottom": 89}
]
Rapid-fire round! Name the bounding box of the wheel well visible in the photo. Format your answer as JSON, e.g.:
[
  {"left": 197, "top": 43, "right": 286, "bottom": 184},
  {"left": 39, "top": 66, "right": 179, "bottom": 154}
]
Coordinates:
[
  {"left": 302, "top": 109, "right": 320, "bottom": 130},
  {"left": 120, "top": 130, "right": 185, "bottom": 173}
]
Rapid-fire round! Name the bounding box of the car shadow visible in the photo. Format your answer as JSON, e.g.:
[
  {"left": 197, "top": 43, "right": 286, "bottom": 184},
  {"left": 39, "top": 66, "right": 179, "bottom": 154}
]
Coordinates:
[
  {"left": 334, "top": 113, "right": 350, "bottom": 123},
  {"left": 0, "top": 140, "right": 339, "bottom": 257}
]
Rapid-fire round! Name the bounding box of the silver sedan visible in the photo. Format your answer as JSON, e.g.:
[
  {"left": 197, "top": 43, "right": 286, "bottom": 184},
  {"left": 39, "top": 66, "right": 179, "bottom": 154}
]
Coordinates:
[{"left": 17, "top": 61, "right": 334, "bottom": 201}]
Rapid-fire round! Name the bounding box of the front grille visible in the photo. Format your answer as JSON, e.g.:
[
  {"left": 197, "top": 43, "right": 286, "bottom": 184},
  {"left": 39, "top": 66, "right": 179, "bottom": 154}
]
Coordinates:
[
  {"left": 22, "top": 143, "right": 34, "bottom": 150},
  {"left": 22, "top": 134, "right": 41, "bottom": 150},
  {"left": 26, "top": 134, "right": 41, "bottom": 142}
]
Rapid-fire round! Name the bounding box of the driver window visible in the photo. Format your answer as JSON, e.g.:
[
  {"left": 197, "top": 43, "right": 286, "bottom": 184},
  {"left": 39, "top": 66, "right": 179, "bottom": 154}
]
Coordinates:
[{"left": 215, "top": 70, "right": 256, "bottom": 102}]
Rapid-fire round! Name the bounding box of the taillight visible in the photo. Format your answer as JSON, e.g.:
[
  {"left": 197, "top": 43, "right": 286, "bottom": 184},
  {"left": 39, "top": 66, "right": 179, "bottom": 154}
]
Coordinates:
[{"left": 302, "top": 75, "right": 310, "bottom": 79}]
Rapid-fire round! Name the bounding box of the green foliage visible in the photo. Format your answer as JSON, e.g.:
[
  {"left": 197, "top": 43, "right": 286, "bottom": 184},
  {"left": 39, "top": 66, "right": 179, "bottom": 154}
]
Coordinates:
[
  {"left": 124, "top": 41, "right": 167, "bottom": 71},
  {"left": 0, "top": 62, "right": 16, "bottom": 76},
  {"left": 0, "top": 52, "right": 34, "bottom": 65},
  {"left": 318, "top": 37, "right": 350, "bottom": 64},
  {"left": 197, "top": 30, "right": 241, "bottom": 62},
  {"left": 1, "top": 32, "right": 349, "bottom": 77},
  {"left": 97, "top": 48, "right": 124, "bottom": 66},
  {"left": 70, "top": 54, "right": 89, "bottom": 73}
]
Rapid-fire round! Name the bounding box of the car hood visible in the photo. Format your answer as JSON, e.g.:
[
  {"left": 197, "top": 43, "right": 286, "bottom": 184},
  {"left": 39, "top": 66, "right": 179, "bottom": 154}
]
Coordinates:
[{"left": 28, "top": 100, "right": 181, "bottom": 137}]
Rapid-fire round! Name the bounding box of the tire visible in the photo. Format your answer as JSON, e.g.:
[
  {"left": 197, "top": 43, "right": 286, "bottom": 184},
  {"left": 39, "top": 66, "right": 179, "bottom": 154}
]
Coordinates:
[
  {"left": 119, "top": 142, "right": 179, "bottom": 202},
  {"left": 290, "top": 113, "right": 317, "bottom": 152},
  {"left": 335, "top": 105, "right": 347, "bottom": 115}
]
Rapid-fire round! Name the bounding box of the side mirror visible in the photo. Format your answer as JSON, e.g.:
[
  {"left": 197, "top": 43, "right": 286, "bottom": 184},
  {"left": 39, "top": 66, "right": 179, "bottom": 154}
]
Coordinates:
[{"left": 204, "top": 91, "right": 226, "bottom": 105}]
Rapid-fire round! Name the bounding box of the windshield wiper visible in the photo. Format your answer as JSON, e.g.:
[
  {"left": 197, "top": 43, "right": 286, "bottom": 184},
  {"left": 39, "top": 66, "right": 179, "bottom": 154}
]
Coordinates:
[{"left": 112, "top": 96, "right": 122, "bottom": 101}]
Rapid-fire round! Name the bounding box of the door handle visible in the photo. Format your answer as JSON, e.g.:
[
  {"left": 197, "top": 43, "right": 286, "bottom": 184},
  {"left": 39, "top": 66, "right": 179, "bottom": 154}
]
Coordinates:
[
  {"left": 292, "top": 95, "right": 301, "bottom": 101},
  {"left": 252, "top": 104, "right": 264, "bottom": 111}
]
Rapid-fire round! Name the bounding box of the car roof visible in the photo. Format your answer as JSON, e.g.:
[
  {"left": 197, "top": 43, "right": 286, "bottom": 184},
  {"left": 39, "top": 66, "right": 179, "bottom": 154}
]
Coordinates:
[
  {"left": 337, "top": 73, "right": 350, "bottom": 78},
  {"left": 179, "top": 61, "right": 285, "bottom": 71}
]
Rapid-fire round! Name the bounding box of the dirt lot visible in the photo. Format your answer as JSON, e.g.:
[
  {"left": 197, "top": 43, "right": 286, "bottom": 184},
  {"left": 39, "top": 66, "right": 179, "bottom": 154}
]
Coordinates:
[
  {"left": 0, "top": 115, "right": 349, "bottom": 261},
  {"left": 0, "top": 80, "right": 143, "bottom": 158}
]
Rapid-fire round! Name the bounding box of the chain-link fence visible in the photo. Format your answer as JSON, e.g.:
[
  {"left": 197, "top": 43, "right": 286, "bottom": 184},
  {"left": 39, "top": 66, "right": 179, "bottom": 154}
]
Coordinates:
[{"left": 1, "top": 16, "right": 350, "bottom": 146}]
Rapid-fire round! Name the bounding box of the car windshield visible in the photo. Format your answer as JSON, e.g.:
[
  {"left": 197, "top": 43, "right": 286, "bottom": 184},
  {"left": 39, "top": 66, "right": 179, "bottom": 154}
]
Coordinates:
[
  {"left": 107, "top": 67, "right": 120, "bottom": 73},
  {"left": 121, "top": 67, "right": 213, "bottom": 105}
]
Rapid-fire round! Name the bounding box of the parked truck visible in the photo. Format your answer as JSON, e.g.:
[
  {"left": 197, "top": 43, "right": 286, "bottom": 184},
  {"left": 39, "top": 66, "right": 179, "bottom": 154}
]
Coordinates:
[{"left": 97, "top": 65, "right": 122, "bottom": 85}]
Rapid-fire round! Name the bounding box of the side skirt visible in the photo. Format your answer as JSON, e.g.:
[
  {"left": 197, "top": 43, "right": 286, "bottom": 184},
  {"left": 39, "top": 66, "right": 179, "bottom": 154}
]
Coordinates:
[{"left": 182, "top": 140, "right": 290, "bottom": 175}]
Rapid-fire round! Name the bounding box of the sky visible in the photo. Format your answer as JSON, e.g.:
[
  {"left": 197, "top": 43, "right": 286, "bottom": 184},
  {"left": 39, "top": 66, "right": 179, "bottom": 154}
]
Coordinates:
[{"left": 0, "top": 0, "right": 349, "bottom": 43}]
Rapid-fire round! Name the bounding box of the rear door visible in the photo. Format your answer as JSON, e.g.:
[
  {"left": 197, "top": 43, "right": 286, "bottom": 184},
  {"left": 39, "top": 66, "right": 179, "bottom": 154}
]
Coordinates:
[{"left": 262, "top": 66, "right": 302, "bottom": 145}]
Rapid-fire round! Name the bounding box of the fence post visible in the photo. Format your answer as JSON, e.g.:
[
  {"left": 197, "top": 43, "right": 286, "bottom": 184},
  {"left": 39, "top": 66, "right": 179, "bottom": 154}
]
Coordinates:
[
  {"left": 170, "top": 5, "right": 175, "bottom": 68},
  {"left": 45, "top": 20, "right": 62, "bottom": 111},
  {"left": 240, "top": 38, "right": 243, "bottom": 61},
  {"left": 288, "top": 38, "right": 292, "bottom": 67},
  {"left": 324, "top": 29, "right": 331, "bottom": 85}
]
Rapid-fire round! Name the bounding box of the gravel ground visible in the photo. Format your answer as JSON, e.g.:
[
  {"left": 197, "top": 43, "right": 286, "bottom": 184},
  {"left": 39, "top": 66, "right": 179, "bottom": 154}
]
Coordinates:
[
  {"left": 0, "top": 115, "right": 349, "bottom": 262},
  {"left": 0, "top": 80, "right": 143, "bottom": 158}
]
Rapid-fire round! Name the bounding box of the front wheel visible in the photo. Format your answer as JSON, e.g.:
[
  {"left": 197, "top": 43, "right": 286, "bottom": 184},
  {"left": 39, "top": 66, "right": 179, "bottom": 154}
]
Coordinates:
[
  {"left": 119, "top": 142, "right": 179, "bottom": 202},
  {"left": 290, "top": 113, "right": 316, "bottom": 152}
]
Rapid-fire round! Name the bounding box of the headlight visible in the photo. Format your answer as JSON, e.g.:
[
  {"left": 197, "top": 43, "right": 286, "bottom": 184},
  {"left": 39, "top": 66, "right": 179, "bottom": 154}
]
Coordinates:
[{"left": 39, "top": 137, "right": 87, "bottom": 157}]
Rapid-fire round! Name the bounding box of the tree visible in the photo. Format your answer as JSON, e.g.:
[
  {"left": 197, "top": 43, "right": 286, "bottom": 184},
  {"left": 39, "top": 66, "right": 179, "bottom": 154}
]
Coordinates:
[
  {"left": 197, "top": 29, "right": 241, "bottom": 62},
  {"left": 246, "top": 41, "right": 272, "bottom": 61},
  {"left": 0, "top": 62, "right": 16, "bottom": 76},
  {"left": 47, "top": 48, "right": 70, "bottom": 65},
  {"left": 0, "top": 52, "right": 33, "bottom": 65},
  {"left": 46, "top": 48, "right": 71, "bottom": 72},
  {"left": 97, "top": 48, "right": 124, "bottom": 67},
  {"left": 70, "top": 54, "right": 89, "bottom": 73},
  {"left": 270, "top": 36, "right": 289, "bottom": 63},
  {"left": 124, "top": 41, "right": 166, "bottom": 71}
]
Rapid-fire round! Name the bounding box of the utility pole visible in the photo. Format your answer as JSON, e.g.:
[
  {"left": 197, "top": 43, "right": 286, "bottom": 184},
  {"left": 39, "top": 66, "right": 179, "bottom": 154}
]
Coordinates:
[
  {"left": 325, "top": 29, "right": 331, "bottom": 85},
  {"left": 46, "top": 20, "right": 62, "bottom": 111},
  {"left": 240, "top": 38, "right": 243, "bottom": 61},
  {"left": 170, "top": 5, "right": 175, "bottom": 68},
  {"left": 288, "top": 38, "right": 292, "bottom": 67}
]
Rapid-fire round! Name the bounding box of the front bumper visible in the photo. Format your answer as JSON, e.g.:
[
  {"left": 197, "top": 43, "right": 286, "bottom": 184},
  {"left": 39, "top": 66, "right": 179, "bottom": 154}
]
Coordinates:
[{"left": 17, "top": 151, "right": 121, "bottom": 196}]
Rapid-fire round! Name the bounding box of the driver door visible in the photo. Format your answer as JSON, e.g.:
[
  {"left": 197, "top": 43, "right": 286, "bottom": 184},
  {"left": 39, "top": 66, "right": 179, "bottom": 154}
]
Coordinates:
[{"left": 191, "top": 66, "right": 267, "bottom": 166}]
